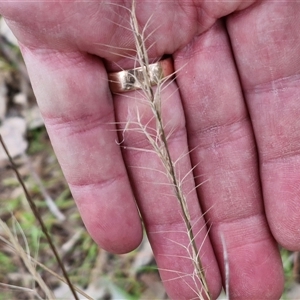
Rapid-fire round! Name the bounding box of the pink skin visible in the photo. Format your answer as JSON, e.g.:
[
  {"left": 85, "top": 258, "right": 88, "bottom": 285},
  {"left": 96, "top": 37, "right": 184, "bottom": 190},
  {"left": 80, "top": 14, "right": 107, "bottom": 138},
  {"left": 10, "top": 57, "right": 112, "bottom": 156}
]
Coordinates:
[{"left": 1, "top": 0, "right": 300, "bottom": 298}]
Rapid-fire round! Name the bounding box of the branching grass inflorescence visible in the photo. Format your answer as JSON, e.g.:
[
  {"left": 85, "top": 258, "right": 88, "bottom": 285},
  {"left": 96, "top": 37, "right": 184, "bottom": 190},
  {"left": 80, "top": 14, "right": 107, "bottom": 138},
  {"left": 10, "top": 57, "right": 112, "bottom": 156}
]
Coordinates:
[{"left": 124, "top": 1, "right": 212, "bottom": 299}]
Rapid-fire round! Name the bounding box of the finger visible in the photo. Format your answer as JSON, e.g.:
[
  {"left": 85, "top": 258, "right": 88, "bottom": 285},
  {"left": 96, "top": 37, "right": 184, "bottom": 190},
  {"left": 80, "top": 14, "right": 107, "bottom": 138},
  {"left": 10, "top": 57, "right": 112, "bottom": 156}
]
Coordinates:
[
  {"left": 109, "top": 71, "right": 221, "bottom": 298},
  {"left": 19, "top": 46, "right": 142, "bottom": 254},
  {"left": 174, "top": 21, "right": 284, "bottom": 299},
  {"left": 227, "top": 2, "right": 300, "bottom": 250}
]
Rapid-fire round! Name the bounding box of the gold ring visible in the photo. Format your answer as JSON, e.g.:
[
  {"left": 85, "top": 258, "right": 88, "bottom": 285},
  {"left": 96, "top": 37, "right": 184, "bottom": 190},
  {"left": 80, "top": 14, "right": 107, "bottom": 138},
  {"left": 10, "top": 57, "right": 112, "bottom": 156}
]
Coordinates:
[{"left": 108, "top": 57, "right": 174, "bottom": 94}]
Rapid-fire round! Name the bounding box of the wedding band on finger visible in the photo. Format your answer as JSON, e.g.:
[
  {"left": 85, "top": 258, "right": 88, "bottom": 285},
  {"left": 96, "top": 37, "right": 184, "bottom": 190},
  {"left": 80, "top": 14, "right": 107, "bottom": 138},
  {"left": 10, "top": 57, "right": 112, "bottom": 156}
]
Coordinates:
[{"left": 108, "top": 57, "right": 174, "bottom": 94}]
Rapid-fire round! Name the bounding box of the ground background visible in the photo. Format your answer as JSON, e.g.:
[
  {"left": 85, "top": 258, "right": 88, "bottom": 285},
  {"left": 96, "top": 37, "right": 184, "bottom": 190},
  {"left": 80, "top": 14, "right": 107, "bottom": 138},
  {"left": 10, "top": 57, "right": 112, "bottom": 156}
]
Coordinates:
[{"left": 0, "top": 16, "right": 299, "bottom": 300}]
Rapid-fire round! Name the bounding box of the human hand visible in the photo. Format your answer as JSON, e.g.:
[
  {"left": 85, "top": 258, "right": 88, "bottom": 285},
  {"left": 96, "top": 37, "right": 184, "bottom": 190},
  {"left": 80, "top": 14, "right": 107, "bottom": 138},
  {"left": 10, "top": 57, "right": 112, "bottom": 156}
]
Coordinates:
[{"left": 1, "top": 1, "right": 299, "bottom": 299}]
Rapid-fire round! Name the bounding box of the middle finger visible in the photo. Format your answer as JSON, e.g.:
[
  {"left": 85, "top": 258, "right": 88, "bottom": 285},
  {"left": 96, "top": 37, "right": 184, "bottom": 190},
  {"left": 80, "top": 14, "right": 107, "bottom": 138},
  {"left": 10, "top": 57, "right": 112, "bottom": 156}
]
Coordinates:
[{"left": 108, "top": 61, "right": 221, "bottom": 299}]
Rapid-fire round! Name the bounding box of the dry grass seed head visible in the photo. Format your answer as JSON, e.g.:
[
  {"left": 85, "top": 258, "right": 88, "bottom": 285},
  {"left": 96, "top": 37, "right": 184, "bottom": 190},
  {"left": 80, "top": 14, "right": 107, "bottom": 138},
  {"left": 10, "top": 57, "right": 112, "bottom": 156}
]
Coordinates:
[{"left": 97, "top": 1, "right": 213, "bottom": 299}]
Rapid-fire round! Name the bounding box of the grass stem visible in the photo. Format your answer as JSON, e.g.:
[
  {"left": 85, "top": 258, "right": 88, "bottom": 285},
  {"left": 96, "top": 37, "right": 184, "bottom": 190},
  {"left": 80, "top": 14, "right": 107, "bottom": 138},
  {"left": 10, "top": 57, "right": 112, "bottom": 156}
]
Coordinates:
[{"left": 128, "top": 1, "right": 211, "bottom": 299}]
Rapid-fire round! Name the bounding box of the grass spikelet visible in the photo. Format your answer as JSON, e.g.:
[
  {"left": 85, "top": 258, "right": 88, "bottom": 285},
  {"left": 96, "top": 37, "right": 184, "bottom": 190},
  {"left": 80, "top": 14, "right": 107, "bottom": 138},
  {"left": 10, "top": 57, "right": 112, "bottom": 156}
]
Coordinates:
[{"left": 126, "top": 1, "right": 212, "bottom": 299}]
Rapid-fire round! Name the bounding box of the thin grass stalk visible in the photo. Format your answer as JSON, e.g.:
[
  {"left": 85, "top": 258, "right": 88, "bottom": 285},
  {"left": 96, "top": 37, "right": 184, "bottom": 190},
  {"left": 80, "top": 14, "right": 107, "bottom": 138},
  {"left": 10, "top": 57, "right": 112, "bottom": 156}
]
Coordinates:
[
  {"left": 0, "top": 134, "right": 80, "bottom": 300},
  {"left": 129, "top": 1, "right": 211, "bottom": 299}
]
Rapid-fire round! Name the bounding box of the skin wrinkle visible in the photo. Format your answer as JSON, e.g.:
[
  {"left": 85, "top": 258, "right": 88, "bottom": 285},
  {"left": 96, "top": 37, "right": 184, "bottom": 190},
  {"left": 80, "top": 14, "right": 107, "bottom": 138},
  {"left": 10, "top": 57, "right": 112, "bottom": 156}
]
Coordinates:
[
  {"left": 68, "top": 171, "right": 128, "bottom": 190},
  {"left": 175, "top": 33, "right": 229, "bottom": 60},
  {"left": 261, "top": 143, "right": 300, "bottom": 164},
  {"left": 20, "top": 46, "right": 102, "bottom": 73},
  {"left": 188, "top": 116, "right": 249, "bottom": 142},
  {"left": 248, "top": 91, "right": 300, "bottom": 161},
  {"left": 44, "top": 110, "right": 115, "bottom": 138},
  {"left": 244, "top": 73, "right": 300, "bottom": 96},
  {"left": 143, "top": 204, "right": 203, "bottom": 229},
  {"left": 263, "top": 151, "right": 300, "bottom": 167},
  {"left": 213, "top": 213, "right": 267, "bottom": 237}
]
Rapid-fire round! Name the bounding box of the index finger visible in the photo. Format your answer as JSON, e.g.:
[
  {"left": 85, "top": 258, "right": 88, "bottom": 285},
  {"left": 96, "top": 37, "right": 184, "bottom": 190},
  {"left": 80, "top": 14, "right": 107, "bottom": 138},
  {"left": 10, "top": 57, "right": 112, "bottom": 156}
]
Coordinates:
[{"left": 19, "top": 46, "right": 143, "bottom": 254}]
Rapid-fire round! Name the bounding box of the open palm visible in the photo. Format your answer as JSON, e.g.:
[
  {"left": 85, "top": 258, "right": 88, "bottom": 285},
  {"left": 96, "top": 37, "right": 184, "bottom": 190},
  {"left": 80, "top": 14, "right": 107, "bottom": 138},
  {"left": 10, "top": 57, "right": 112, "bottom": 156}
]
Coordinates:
[{"left": 1, "top": 1, "right": 300, "bottom": 299}]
